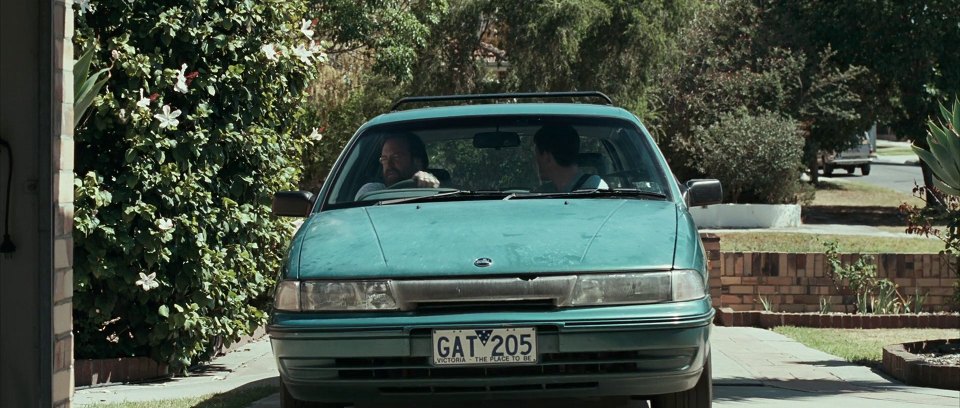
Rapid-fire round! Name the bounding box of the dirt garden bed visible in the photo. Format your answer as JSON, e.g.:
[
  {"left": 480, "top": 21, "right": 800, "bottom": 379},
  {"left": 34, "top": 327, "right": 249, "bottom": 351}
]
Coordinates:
[{"left": 715, "top": 307, "right": 960, "bottom": 329}]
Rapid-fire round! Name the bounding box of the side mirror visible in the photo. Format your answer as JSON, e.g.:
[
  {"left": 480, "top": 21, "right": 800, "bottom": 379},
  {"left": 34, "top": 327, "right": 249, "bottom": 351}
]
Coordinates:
[
  {"left": 685, "top": 179, "right": 722, "bottom": 207},
  {"left": 272, "top": 191, "right": 314, "bottom": 217}
]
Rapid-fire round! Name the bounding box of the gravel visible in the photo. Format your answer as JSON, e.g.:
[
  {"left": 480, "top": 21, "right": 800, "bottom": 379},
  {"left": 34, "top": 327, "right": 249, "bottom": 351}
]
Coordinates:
[
  {"left": 914, "top": 342, "right": 960, "bottom": 366},
  {"left": 916, "top": 352, "right": 960, "bottom": 366}
]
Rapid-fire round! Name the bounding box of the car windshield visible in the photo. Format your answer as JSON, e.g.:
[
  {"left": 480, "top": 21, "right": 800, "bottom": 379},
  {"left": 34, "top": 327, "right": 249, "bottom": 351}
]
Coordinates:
[{"left": 323, "top": 115, "right": 671, "bottom": 207}]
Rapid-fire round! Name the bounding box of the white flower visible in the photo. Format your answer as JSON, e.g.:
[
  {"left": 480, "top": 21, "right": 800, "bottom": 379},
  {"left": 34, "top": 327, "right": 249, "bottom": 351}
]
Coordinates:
[
  {"left": 292, "top": 45, "right": 313, "bottom": 64},
  {"left": 174, "top": 63, "right": 189, "bottom": 93},
  {"left": 136, "top": 88, "right": 151, "bottom": 109},
  {"left": 156, "top": 218, "right": 174, "bottom": 231},
  {"left": 308, "top": 128, "right": 323, "bottom": 142},
  {"left": 308, "top": 41, "right": 328, "bottom": 62},
  {"left": 135, "top": 272, "right": 159, "bottom": 291},
  {"left": 261, "top": 43, "right": 279, "bottom": 61},
  {"left": 77, "top": 0, "right": 96, "bottom": 15},
  {"left": 300, "top": 19, "right": 314, "bottom": 39},
  {"left": 118, "top": 108, "right": 126, "bottom": 120},
  {"left": 154, "top": 105, "right": 182, "bottom": 129}
]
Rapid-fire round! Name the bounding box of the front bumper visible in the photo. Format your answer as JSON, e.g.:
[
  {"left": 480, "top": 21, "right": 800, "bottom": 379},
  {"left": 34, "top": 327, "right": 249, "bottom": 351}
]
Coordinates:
[{"left": 269, "top": 299, "right": 714, "bottom": 402}]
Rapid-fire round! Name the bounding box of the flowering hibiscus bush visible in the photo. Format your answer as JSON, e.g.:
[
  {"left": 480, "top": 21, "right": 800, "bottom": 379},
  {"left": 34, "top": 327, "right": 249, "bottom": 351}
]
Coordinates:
[{"left": 72, "top": 0, "right": 322, "bottom": 370}]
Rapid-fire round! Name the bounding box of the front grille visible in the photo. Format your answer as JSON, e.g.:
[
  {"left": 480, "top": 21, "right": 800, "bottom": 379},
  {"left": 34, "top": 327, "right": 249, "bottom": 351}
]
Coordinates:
[
  {"left": 380, "top": 382, "right": 598, "bottom": 395},
  {"left": 334, "top": 350, "right": 687, "bottom": 380},
  {"left": 413, "top": 299, "right": 557, "bottom": 313}
]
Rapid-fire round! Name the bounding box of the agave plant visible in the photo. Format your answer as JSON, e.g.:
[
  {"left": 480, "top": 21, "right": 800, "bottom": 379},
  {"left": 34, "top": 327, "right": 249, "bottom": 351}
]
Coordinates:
[
  {"left": 74, "top": 42, "right": 110, "bottom": 127},
  {"left": 914, "top": 97, "right": 960, "bottom": 196}
]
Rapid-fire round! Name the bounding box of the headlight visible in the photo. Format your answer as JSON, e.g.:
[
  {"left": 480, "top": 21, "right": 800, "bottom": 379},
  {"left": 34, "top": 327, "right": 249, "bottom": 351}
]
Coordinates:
[
  {"left": 274, "top": 280, "right": 301, "bottom": 311},
  {"left": 273, "top": 280, "right": 399, "bottom": 312},
  {"left": 569, "top": 270, "right": 706, "bottom": 306},
  {"left": 672, "top": 270, "right": 708, "bottom": 302}
]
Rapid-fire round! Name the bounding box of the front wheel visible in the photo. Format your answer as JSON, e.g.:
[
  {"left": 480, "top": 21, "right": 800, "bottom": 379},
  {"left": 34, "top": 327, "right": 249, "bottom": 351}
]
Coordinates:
[{"left": 649, "top": 353, "right": 712, "bottom": 408}]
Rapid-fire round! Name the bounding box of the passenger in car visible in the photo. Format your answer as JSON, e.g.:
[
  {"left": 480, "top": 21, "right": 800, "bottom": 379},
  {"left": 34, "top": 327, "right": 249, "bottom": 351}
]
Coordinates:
[
  {"left": 355, "top": 133, "right": 439, "bottom": 199},
  {"left": 533, "top": 124, "right": 609, "bottom": 192}
]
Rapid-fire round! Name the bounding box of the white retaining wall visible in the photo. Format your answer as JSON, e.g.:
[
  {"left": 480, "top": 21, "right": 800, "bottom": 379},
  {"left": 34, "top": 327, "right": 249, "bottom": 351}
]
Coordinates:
[{"left": 689, "top": 204, "right": 801, "bottom": 228}]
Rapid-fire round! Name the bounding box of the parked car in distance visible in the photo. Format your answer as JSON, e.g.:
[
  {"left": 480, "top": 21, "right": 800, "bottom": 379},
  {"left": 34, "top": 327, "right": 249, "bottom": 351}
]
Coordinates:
[
  {"left": 818, "top": 132, "right": 876, "bottom": 176},
  {"left": 269, "top": 92, "right": 723, "bottom": 408}
]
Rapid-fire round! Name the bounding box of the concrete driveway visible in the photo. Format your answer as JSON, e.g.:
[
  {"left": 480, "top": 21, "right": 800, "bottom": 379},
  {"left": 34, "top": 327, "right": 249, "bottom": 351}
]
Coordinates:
[{"left": 73, "top": 327, "right": 958, "bottom": 408}]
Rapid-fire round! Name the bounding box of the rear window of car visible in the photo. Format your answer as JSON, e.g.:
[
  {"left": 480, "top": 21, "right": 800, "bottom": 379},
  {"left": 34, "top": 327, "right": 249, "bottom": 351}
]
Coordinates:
[{"left": 322, "top": 114, "right": 671, "bottom": 207}]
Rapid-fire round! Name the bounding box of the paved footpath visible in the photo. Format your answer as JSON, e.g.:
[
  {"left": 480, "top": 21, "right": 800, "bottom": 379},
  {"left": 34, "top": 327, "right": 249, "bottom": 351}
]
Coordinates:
[{"left": 74, "top": 327, "right": 959, "bottom": 407}]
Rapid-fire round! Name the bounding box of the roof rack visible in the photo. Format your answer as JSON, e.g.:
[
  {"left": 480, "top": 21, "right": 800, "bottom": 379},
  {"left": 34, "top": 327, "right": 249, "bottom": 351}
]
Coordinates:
[{"left": 390, "top": 91, "right": 613, "bottom": 111}]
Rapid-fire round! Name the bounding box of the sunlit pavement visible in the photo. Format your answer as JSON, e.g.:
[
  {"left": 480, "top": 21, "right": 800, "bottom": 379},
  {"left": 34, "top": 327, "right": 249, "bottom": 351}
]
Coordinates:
[
  {"left": 246, "top": 327, "right": 959, "bottom": 408},
  {"left": 74, "top": 327, "right": 958, "bottom": 407}
]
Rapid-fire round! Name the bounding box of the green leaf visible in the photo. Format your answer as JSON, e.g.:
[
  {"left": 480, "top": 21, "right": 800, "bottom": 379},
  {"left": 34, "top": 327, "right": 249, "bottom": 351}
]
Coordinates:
[
  {"left": 74, "top": 68, "right": 110, "bottom": 126},
  {"left": 74, "top": 42, "right": 95, "bottom": 91}
]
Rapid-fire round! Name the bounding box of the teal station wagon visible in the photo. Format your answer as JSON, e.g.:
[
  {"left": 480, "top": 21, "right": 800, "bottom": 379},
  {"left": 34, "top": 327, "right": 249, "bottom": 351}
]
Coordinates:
[{"left": 269, "top": 92, "right": 722, "bottom": 408}]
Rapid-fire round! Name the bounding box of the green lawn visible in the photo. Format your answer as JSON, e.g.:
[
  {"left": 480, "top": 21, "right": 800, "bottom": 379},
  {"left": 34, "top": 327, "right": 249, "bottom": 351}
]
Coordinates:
[
  {"left": 94, "top": 386, "right": 275, "bottom": 408},
  {"left": 773, "top": 327, "right": 958, "bottom": 366},
  {"left": 875, "top": 146, "right": 917, "bottom": 157},
  {"left": 812, "top": 179, "right": 922, "bottom": 207},
  {"left": 717, "top": 232, "right": 945, "bottom": 253}
]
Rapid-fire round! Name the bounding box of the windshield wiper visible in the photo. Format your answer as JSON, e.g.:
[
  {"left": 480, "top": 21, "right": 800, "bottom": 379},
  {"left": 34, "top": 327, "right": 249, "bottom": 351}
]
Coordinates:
[
  {"left": 378, "top": 190, "right": 508, "bottom": 206},
  {"left": 512, "top": 188, "right": 668, "bottom": 200}
]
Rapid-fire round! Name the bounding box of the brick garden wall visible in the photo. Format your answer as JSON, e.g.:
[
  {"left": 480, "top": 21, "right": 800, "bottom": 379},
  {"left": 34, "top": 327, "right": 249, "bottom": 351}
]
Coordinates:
[{"left": 701, "top": 234, "right": 959, "bottom": 313}]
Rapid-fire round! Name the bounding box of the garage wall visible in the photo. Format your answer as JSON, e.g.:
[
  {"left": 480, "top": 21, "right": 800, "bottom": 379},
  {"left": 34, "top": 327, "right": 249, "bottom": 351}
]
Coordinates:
[{"left": 0, "top": 0, "right": 73, "bottom": 405}]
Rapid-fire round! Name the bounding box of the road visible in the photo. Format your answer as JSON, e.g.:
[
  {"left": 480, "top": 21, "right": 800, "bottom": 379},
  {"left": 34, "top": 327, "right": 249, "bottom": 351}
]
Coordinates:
[
  {"left": 75, "top": 328, "right": 959, "bottom": 408},
  {"left": 821, "top": 163, "right": 922, "bottom": 195}
]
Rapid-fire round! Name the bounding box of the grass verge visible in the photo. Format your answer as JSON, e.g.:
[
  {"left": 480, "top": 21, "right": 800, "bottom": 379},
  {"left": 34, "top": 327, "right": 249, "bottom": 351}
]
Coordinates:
[
  {"left": 772, "top": 327, "right": 958, "bottom": 366},
  {"left": 876, "top": 146, "right": 917, "bottom": 157},
  {"left": 812, "top": 179, "right": 921, "bottom": 207},
  {"left": 717, "top": 232, "right": 945, "bottom": 253},
  {"left": 93, "top": 385, "right": 275, "bottom": 408}
]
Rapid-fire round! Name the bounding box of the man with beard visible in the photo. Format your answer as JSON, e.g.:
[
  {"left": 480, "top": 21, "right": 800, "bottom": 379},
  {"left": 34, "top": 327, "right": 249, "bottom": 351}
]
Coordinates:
[{"left": 355, "top": 133, "right": 440, "bottom": 200}]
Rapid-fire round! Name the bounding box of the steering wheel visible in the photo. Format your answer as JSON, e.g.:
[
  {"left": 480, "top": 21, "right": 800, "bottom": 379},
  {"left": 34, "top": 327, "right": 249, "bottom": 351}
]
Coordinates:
[{"left": 387, "top": 179, "right": 419, "bottom": 189}]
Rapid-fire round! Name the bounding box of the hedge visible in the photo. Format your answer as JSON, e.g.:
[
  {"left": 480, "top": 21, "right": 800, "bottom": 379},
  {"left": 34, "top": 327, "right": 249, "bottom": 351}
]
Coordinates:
[{"left": 72, "top": 0, "right": 321, "bottom": 370}]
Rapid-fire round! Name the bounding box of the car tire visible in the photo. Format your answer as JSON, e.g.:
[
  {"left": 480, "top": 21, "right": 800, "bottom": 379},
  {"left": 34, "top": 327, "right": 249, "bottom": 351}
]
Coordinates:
[
  {"left": 649, "top": 353, "right": 712, "bottom": 408},
  {"left": 860, "top": 164, "right": 871, "bottom": 176},
  {"left": 823, "top": 164, "right": 834, "bottom": 176},
  {"left": 280, "top": 379, "right": 346, "bottom": 408}
]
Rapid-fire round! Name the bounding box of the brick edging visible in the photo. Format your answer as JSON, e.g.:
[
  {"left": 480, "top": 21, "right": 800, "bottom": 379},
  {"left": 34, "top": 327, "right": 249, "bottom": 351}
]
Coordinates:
[
  {"left": 882, "top": 339, "right": 960, "bottom": 391},
  {"left": 74, "top": 357, "right": 170, "bottom": 387},
  {"left": 75, "top": 326, "right": 268, "bottom": 387},
  {"left": 716, "top": 307, "right": 960, "bottom": 328}
]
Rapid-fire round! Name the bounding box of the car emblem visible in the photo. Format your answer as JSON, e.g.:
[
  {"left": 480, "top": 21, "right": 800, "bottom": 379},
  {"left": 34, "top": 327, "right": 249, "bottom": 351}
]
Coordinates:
[{"left": 474, "top": 258, "right": 493, "bottom": 268}]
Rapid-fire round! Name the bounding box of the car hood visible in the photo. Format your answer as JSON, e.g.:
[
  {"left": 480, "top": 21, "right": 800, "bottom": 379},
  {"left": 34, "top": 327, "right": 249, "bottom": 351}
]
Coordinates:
[{"left": 295, "top": 199, "right": 678, "bottom": 279}]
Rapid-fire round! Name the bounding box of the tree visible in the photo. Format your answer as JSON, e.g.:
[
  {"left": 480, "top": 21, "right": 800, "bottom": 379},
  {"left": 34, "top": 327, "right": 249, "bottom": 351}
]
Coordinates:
[
  {"left": 765, "top": 1, "right": 960, "bottom": 197},
  {"left": 407, "top": 0, "right": 696, "bottom": 116},
  {"left": 298, "top": 0, "right": 446, "bottom": 189},
  {"left": 298, "top": 0, "right": 699, "bottom": 185},
  {"left": 653, "top": 0, "right": 872, "bottom": 187}
]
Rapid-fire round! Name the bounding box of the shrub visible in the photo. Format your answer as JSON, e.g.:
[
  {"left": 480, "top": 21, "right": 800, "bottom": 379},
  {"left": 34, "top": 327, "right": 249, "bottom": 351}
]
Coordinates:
[
  {"left": 687, "top": 109, "right": 807, "bottom": 204},
  {"left": 652, "top": 1, "right": 871, "bottom": 185},
  {"left": 902, "top": 97, "right": 960, "bottom": 310},
  {"left": 72, "top": 0, "right": 320, "bottom": 370}
]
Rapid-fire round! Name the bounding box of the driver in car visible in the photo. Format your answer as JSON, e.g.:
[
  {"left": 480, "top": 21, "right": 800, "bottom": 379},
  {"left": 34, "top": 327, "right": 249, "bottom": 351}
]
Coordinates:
[
  {"left": 533, "top": 124, "right": 608, "bottom": 192},
  {"left": 355, "top": 133, "right": 440, "bottom": 200}
]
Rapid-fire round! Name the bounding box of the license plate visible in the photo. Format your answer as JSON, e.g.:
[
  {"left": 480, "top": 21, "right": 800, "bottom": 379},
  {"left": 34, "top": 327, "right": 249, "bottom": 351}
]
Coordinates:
[{"left": 432, "top": 327, "right": 537, "bottom": 366}]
